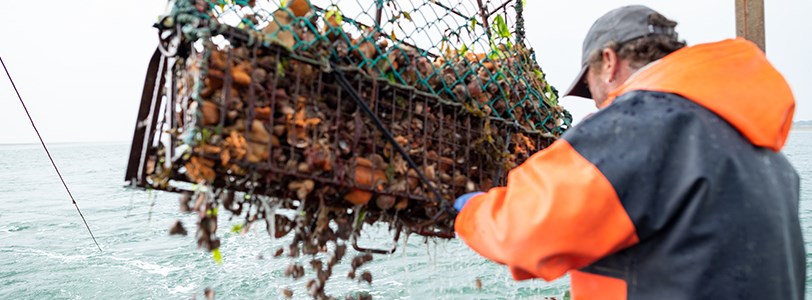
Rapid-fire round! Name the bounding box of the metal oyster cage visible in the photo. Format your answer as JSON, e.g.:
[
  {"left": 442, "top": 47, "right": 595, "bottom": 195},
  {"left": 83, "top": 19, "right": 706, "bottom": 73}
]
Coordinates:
[{"left": 125, "top": 0, "right": 570, "bottom": 253}]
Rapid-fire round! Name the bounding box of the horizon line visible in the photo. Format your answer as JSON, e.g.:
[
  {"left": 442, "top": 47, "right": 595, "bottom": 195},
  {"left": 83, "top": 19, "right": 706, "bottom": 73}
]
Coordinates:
[{"left": 0, "top": 140, "right": 130, "bottom": 146}]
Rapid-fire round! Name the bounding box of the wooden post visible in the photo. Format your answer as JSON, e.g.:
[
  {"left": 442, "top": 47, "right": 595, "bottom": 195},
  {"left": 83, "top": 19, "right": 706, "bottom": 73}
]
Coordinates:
[{"left": 735, "top": 0, "right": 766, "bottom": 52}]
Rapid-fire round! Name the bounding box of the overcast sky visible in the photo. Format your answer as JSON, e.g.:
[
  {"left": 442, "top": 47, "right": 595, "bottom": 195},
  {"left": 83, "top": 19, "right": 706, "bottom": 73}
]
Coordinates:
[{"left": 1, "top": 0, "right": 809, "bottom": 144}]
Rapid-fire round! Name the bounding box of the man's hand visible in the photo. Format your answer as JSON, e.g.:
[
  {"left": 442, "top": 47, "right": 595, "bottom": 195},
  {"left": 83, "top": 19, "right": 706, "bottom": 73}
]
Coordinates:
[{"left": 454, "top": 192, "right": 484, "bottom": 212}]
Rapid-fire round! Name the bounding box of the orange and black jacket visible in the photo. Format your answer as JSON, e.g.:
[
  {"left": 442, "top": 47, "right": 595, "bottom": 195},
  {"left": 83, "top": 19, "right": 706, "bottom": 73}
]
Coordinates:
[{"left": 455, "top": 38, "right": 803, "bottom": 299}]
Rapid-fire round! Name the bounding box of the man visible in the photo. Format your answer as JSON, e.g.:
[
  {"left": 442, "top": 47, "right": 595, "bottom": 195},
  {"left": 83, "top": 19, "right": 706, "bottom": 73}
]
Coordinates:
[{"left": 454, "top": 5, "right": 803, "bottom": 299}]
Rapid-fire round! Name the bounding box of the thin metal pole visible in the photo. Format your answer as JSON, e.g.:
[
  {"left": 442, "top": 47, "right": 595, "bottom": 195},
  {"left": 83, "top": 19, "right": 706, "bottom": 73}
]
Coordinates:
[
  {"left": 487, "top": 0, "right": 515, "bottom": 18},
  {"left": 1, "top": 57, "right": 103, "bottom": 252},
  {"left": 375, "top": 0, "right": 383, "bottom": 26},
  {"left": 428, "top": 0, "right": 472, "bottom": 21},
  {"left": 476, "top": 0, "right": 491, "bottom": 37}
]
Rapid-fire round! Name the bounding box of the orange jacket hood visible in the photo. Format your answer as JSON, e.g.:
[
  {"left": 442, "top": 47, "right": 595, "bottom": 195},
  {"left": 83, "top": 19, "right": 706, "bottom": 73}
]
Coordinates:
[{"left": 605, "top": 38, "right": 795, "bottom": 151}]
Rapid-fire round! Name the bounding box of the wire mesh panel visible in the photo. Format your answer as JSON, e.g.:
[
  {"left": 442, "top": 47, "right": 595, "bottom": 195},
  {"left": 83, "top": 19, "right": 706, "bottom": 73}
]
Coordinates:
[
  {"left": 166, "top": 0, "right": 571, "bottom": 131},
  {"left": 126, "top": 0, "right": 570, "bottom": 297}
]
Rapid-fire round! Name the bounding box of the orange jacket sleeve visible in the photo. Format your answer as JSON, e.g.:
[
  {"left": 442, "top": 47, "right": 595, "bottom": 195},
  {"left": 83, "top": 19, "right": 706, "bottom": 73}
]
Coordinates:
[{"left": 454, "top": 139, "right": 639, "bottom": 281}]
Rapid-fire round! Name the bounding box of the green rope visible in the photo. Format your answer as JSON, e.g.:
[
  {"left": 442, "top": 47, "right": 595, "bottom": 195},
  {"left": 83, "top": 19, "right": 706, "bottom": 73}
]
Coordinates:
[{"left": 515, "top": 0, "right": 525, "bottom": 45}]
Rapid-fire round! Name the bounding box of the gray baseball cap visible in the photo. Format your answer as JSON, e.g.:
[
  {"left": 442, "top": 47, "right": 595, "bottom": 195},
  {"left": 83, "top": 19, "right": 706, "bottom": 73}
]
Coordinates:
[{"left": 565, "top": 5, "right": 678, "bottom": 99}]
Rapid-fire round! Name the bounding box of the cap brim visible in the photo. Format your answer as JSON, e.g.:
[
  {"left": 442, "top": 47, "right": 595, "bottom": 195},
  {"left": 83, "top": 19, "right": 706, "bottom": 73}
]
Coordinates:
[{"left": 564, "top": 65, "right": 592, "bottom": 99}]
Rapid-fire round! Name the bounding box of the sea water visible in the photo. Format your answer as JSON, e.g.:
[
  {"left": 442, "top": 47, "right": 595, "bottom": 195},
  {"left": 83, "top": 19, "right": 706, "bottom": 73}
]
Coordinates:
[{"left": 0, "top": 130, "right": 809, "bottom": 299}]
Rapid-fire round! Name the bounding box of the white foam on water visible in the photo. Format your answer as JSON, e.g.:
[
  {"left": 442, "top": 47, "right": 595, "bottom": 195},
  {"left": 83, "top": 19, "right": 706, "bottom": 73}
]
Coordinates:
[
  {"left": 167, "top": 283, "right": 197, "bottom": 295},
  {"left": 108, "top": 256, "right": 178, "bottom": 277},
  {"left": 29, "top": 248, "right": 89, "bottom": 263}
]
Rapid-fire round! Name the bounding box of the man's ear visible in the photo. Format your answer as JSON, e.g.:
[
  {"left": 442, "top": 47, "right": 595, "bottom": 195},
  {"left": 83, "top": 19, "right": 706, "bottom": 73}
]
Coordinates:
[{"left": 601, "top": 48, "right": 618, "bottom": 83}]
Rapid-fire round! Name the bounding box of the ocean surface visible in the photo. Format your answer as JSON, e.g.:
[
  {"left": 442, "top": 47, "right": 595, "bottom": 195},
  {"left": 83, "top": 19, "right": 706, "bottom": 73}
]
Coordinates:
[{"left": 1, "top": 130, "right": 810, "bottom": 299}]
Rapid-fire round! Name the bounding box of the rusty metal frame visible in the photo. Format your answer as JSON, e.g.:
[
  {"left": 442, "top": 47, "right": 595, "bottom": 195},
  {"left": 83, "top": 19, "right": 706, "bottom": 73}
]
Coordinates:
[{"left": 125, "top": 48, "right": 167, "bottom": 187}]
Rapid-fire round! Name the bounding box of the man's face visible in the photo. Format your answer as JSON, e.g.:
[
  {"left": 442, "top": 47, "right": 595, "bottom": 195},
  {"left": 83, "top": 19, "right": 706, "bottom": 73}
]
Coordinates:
[
  {"left": 585, "top": 48, "right": 636, "bottom": 109},
  {"left": 585, "top": 66, "right": 610, "bottom": 108}
]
